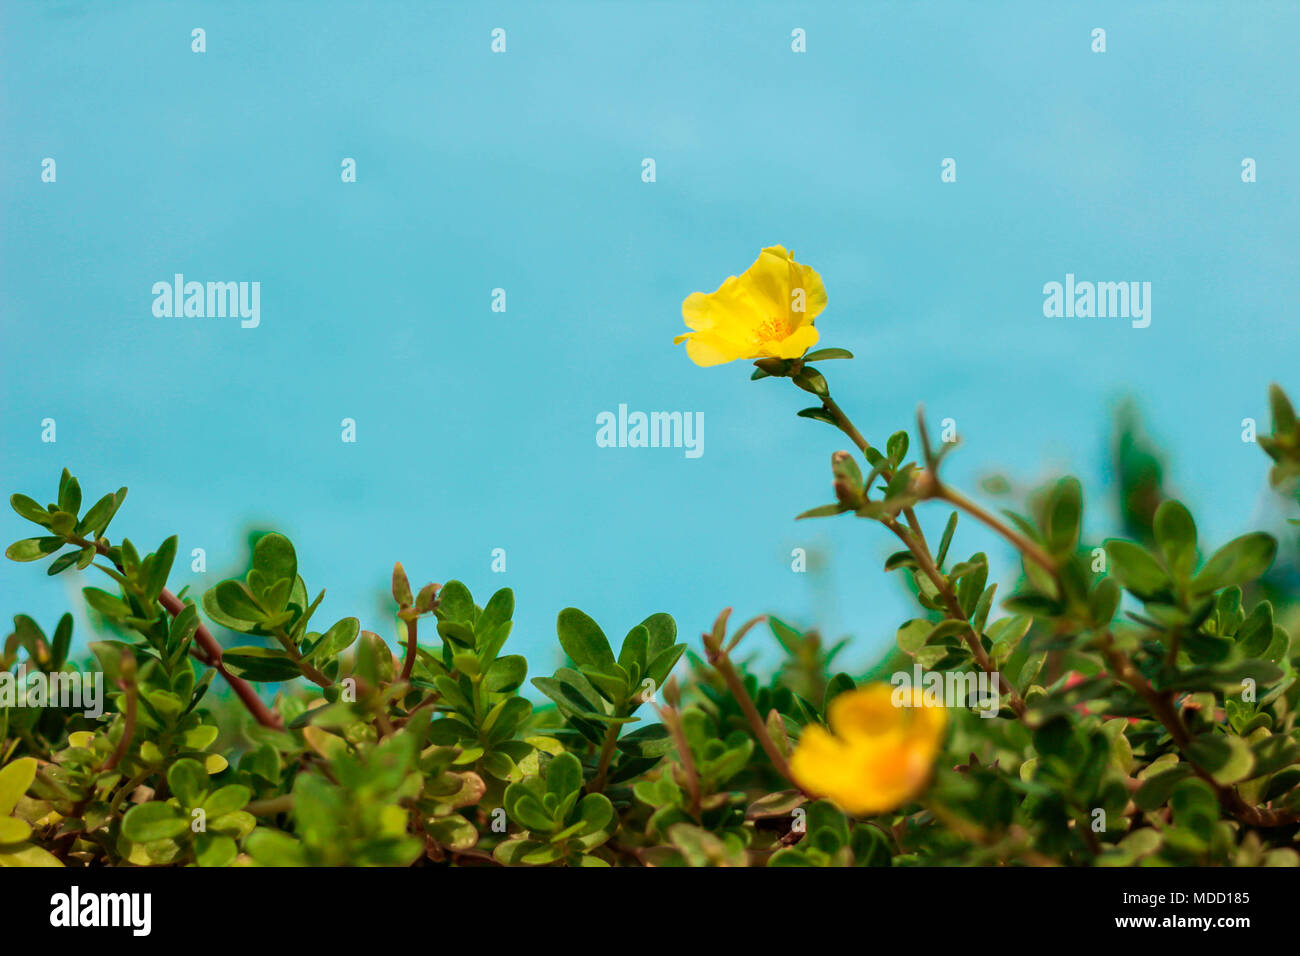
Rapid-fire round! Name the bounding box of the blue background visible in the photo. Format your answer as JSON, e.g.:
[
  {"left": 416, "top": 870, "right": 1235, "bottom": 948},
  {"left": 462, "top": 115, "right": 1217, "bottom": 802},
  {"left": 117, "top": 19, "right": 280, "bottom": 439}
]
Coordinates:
[{"left": 3, "top": 2, "right": 1297, "bottom": 680}]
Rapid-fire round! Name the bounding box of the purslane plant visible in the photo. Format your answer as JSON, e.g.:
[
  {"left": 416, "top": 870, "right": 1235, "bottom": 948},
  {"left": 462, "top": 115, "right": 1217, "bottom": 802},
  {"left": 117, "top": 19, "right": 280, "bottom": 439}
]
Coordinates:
[{"left": 2, "top": 247, "right": 1299, "bottom": 866}]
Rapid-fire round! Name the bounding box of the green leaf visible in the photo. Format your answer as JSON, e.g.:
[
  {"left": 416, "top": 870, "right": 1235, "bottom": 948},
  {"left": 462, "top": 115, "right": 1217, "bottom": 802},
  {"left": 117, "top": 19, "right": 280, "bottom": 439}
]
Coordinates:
[
  {"left": 143, "top": 535, "right": 178, "bottom": 602},
  {"left": 57, "top": 472, "right": 81, "bottom": 516},
  {"left": 895, "top": 619, "right": 931, "bottom": 654},
  {"left": 0, "top": 757, "right": 37, "bottom": 816},
  {"left": 222, "top": 646, "right": 303, "bottom": 682},
  {"left": 1186, "top": 734, "right": 1255, "bottom": 785},
  {"left": 50, "top": 614, "right": 73, "bottom": 668},
  {"left": 1088, "top": 577, "right": 1121, "bottom": 625},
  {"left": 546, "top": 751, "right": 585, "bottom": 800},
  {"left": 477, "top": 588, "right": 515, "bottom": 640},
  {"left": 9, "top": 494, "right": 51, "bottom": 527},
  {"left": 532, "top": 675, "right": 600, "bottom": 716},
  {"left": 435, "top": 580, "right": 476, "bottom": 625},
  {"left": 1192, "top": 533, "right": 1277, "bottom": 593},
  {"left": 793, "top": 367, "right": 828, "bottom": 397},
  {"left": 1269, "top": 383, "right": 1297, "bottom": 433},
  {"left": 303, "top": 617, "right": 360, "bottom": 664},
  {"left": 617, "top": 624, "right": 649, "bottom": 677},
  {"left": 76, "top": 489, "right": 126, "bottom": 537},
  {"left": 796, "top": 504, "right": 848, "bottom": 520},
  {"left": 1235, "top": 602, "right": 1274, "bottom": 657},
  {"left": 0, "top": 816, "right": 33, "bottom": 843},
  {"left": 581, "top": 665, "right": 630, "bottom": 704},
  {"left": 5, "top": 537, "right": 64, "bottom": 563},
  {"left": 245, "top": 828, "right": 307, "bottom": 866},
  {"left": 796, "top": 407, "right": 838, "bottom": 426},
  {"left": 573, "top": 793, "right": 615, "bottom": 847},
  {"left": 46, "top": 551, "right": 80, "bottom": 576},
  {"left": 638, "top": 613, "right": 676, "bottom": 660},
  {"left": 47, "top": 511, "right": 75, "bottom": 536},
  {"left": 82, "top": 587, "right": 131, "bottom": 621},
  {"left": 203, "top": 580, "right": 266, "bottom": 632},
  {"left": 886, "top": 431, "right": 909, "bottom": 466},
  {"left": 251, "top": 533, "right": 297, "bottom": 588},
  {"left": 504, "top": 787, "right": 556, "bottom": 833},
  {"left": 203, "top": 785, "right": 252, "bottom": 818},
  {"left": 803, "top": 348, "right": 854, "bottom": 362},
  {"left": 644, "top": 643, "right": 686, "bottom": 689},
  {"left": 614, "top": 724, "right": 673, "bottom": 760},
  {"left": 555, "top": 608, "right": 615, "bottom": 670},
  {"left": 1045, "top": 477, "right": 1082, "bottom": 555},
  {"left": 1153, "top": 499, "right": 1198, "bottom": 580},
  {"left": 194, "top": 832, "right": 237, "bottom": 868},
  {"left": 481, "top": 696, "right": 532, "bottom": 744},
  {"left": 485, "top": 654, "right": 528, "bottom": 694},
  {"left": 121, "top": 802, "right": 189, "bottom": 843},
  {"left": 1134, "top": 765, "right": 1193, "bottom": 811},
  {"left": 167, "top": 758, "right": 209, "bottom": 808},
  {"left": 936, "top": 512, "right": 958, "bottom": 567},
  {"left": 1104, "top": 540, "right": 1169, "bottom": 597}
]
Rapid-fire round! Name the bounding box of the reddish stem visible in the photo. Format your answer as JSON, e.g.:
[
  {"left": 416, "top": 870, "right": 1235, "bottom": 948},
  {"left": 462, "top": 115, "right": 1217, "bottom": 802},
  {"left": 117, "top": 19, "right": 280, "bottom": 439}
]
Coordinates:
[{"left": 157, "top": 588, "right": 283, "bottom": 729}]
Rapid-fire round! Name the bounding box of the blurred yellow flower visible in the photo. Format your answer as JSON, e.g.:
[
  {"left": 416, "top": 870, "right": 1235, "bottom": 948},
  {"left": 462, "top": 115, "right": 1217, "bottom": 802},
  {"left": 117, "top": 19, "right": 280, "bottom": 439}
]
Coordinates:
[
  {"left": 675, "top": 245, "right": 826, "bottom": 366},
  {"left": 790, "top": 683, "right": 946, "bottom": 815}
]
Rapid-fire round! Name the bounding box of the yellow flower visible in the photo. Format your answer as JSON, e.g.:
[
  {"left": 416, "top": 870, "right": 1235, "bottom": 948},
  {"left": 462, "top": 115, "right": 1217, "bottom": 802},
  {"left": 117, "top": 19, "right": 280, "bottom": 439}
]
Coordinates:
[
  {"left": 789, "top": 683, "right": 946, "bottom": 816},
  {"left": 675, "top": 245, "right": 827, "bottom": 367}
]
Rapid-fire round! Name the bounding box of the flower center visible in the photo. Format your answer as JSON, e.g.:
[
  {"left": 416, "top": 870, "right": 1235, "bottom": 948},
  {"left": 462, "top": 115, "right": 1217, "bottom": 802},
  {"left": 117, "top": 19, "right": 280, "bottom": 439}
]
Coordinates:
[{"left": 755, "top": 315, "right": 791, "bottom": 342}]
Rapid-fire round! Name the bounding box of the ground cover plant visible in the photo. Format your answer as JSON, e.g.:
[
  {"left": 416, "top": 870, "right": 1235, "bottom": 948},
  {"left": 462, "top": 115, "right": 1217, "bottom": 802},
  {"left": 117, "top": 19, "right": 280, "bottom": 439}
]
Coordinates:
[{"left": 4, "top": 247, "right": 1300, "bottom": 867}]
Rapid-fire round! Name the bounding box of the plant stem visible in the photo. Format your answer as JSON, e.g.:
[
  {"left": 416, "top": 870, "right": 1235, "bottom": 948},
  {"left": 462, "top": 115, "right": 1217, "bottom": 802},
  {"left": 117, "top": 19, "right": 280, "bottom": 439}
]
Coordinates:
[
  {"left": 245, "top": 794, "right": 295, "bottom": 816},
  {"left": 657, "top": 703, "right": 701, "bottom": 817},
  {"left": 589, "top": 724, "right": 621, "bottom": 793},
  {"left": 1100, "top": 635, "right": 1300, "bottom": 828},
  {"left": 272, "top": 626, "right": 332, "bottom": 688},
  {"left": 934, "top": 485, "right": 1057, "bottom": 574},
  {"left": 108, "top": 769, "right": 152, "bottom": 818},
  {"left": 820, "top": 393, "right": 875, "bottom": 460},
  {"left": 811, "top": 383, "right": 1028, "bottom": 718},
  {"left": 886, "top": 519, "right": 1027, "bottom": 718},
  {"left": 71, "top": 534, "right": 283, "bottom": 729},
  {"left": 400, "top": 615, "right": 418, "bottom": 682},
  {"left": 100, "top": 677, "right": 137, "bottom": 773},
  {"left": 703, "top": 611, "right": 798, "bottom": 785}
]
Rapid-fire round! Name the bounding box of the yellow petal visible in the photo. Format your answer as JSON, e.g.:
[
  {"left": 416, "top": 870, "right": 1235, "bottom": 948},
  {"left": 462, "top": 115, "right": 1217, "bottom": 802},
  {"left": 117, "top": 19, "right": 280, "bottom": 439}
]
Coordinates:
[
  {"left": 764, "top": 324, "right": 819, "bottom": 360},
  {"left": 789, "top": 684, "right": 947, "bottom": 816},
  {"left": 740, "top": 246, "right": 797, "bottom": 317},
  {"left": 789, "top": 726, "right": 860, "bottom": 797},
  {"left": 681, "top": 280, "right": 763, "bottom": 334},
  {"left": 677, "top": 330, "right": 749, "bottom": 368},
  {"left": 676, "top": 246, "right": 829, "bottom": 365},
  {"left": 828, "top": 684, "right": 903, "bottom": 738}
]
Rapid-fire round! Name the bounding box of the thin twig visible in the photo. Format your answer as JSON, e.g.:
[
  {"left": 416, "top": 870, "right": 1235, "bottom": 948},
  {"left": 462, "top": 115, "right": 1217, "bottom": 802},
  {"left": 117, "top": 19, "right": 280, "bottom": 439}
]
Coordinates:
[
  {"left": 71, "top": 534, "right": 283, "bottom": 729},
  {"left": 100, "top": 675, "right": 137, "bottom": 773},
  {"left": 703, "top": 609, "right": 798, "bottom": 785},
  {"left": 589, "top": 724, "right": 621, "bottom": 794},
  {"left": 400, "top": 615, "right": 418, "bottom": 682},
  {"left": 657, "top": 702, "right": 701, "bottom": 817},
  {"left": 1100, "top": 634, "right": 1300, "bottom": 828},
  {"left": 933, "top": 485, "right": 1057, "bottom": 574},
  {"left": 884, "top": 518, "right": 1027, "bottom": 718}
]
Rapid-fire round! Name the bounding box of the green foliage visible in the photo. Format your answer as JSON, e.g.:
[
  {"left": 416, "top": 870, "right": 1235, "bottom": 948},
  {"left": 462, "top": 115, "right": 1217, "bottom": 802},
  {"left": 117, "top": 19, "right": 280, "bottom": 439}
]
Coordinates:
[{"left": 3, "top": 381, "right": 1300, "bottom": 866}]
